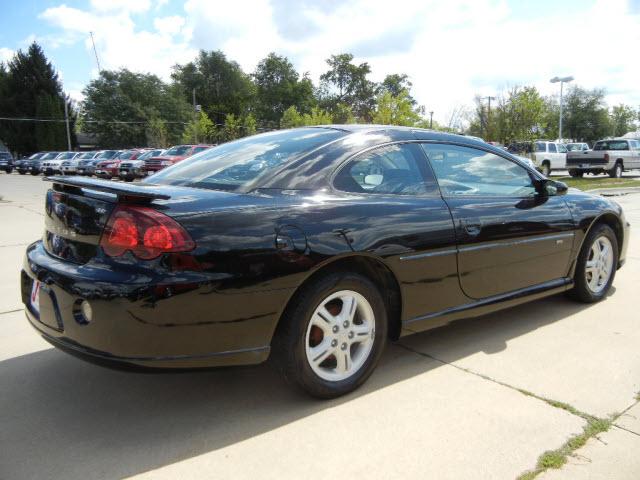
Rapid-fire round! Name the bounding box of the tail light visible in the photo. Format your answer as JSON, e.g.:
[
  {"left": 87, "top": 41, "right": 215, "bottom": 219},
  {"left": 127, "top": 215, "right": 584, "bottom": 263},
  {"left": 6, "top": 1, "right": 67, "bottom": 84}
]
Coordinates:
[{"left": 100, "top": 205, "right": 195, "bottom": 259}]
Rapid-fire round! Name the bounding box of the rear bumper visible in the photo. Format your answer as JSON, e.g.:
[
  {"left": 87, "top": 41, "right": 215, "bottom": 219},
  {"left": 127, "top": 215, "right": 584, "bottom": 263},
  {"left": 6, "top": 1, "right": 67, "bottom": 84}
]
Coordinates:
[{"left": 21, "top": 241, "right": 286, "bottom": 368}]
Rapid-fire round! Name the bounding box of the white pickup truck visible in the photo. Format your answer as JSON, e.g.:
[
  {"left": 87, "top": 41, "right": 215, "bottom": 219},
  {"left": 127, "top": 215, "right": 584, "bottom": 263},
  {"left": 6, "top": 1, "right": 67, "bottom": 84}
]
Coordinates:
[
  {"left": 565, "top": 138, "right": 640, "bottom": 178},
  {"left": 532, "top": 141, "right": 567, "bottom": 176}
]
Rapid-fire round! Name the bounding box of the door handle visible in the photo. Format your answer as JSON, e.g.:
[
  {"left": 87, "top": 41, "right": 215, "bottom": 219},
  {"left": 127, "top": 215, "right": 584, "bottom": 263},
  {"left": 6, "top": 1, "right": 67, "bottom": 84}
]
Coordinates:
[{"left": 461, "top": 220, "right": 482, "bottom": 236}]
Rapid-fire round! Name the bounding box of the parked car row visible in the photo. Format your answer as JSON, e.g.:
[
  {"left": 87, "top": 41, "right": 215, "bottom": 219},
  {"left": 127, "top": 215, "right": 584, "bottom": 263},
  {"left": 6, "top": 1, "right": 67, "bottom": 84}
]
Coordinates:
[{"left": 5, "top": 144, "right": 216, "bottom": 180}]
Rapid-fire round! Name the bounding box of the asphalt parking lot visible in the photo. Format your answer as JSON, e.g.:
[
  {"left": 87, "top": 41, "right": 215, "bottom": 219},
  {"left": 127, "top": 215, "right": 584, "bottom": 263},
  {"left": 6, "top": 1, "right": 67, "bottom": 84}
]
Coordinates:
[{"left": 1, "top": 173, "right": 639, "bottom": 479}]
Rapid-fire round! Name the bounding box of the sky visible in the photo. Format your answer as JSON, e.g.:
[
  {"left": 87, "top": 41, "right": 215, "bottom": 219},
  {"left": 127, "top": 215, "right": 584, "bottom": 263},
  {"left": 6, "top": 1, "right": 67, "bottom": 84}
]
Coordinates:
[{"left": 1, "top": 0, "right": 639, "bottom": 125}]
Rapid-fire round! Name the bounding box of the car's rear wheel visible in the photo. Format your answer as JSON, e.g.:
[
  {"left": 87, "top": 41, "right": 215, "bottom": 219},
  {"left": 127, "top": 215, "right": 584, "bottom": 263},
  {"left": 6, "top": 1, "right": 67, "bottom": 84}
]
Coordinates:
[
  {"left": 569, "top": 223, "right": 618, "bottom": 303},
  {"left": 609, "top": 162, "right": 623, "bottom": 178},
  {"left": 274, "top": 272, "right": 387, "bottom": 398},
  {"left": 541, "top": 162, "right": 551, "bottom": 177}
]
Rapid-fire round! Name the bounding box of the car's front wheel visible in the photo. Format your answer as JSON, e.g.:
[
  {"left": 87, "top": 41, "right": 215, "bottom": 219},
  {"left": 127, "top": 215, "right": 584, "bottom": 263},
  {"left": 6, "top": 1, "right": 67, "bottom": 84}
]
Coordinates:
[
  {"left": 568, "top": 169, "right": 583, "bottom": 178},
  {"left": 569, "top": 223, "right": 618, "bottom": 303},
  {"left": 274, "top": 272, "right": 387, "bottom": 398}
]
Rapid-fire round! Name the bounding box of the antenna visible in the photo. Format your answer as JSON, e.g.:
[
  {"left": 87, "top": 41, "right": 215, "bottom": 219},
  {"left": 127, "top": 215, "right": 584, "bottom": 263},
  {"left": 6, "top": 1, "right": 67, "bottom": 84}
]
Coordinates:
[{"left": 89, "top": 31, "right": 101, "bottom": 72}]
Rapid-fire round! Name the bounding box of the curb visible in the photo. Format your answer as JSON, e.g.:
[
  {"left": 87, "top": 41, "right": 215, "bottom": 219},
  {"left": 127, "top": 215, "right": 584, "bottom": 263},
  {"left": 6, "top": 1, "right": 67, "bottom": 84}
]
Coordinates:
[{"left": 588, "top": 186, "right": 640, "bottom": 197}]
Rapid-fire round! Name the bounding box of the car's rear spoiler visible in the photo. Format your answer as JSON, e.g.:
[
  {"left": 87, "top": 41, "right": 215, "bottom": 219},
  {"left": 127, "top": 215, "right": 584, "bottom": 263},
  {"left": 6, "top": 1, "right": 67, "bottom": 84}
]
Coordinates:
[{"left": 44, "top": 176, "right": 171, "bottom": 201}]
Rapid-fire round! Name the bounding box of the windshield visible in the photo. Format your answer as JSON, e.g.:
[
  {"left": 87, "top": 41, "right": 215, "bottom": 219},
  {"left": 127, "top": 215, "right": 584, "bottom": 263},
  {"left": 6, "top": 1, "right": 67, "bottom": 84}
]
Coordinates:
[
  {"left": 138, "top": 149, "right": 164, "bottom": 160},
  {"left": 96, "top": 150, "right": 118, "bottom": 159},
  {"left": 593, "top": 140, "right": 628, "bottom": 151},
  {"left": 77, "top": 152, "right": 95, "bottom": 159},
  {"left": 566, "top": 144, "right": 584, "bottom": 151},
  {"left": 118, "top": 151, "right": 136, "bottom": 160},
  {"left": 557, "top": 144, "right": 567, "bottom": 153},
  {"left": 40, "top": 152, "right": 60, "bottom": 160},
  {"left": 57, "top": 152, "right": 76, "bottom": 160},
  {"left": 28, "top": 152, "right": 44, "bottom": 159},
  {"left": 164, "top": 145, "right": 192, "bottom": 156},
  {"left": 148, "top": 128, "right": 345, "bottom": 191}
]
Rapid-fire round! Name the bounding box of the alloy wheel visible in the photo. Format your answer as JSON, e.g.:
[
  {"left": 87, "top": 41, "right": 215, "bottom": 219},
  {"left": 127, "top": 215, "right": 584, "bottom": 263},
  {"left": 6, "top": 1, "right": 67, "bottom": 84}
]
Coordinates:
[
  {"left": 305, "top": 290, "right": 375, "bottom": 382},
  {"left": 585, "top": 236, "right": 614, "bottom": 294}
]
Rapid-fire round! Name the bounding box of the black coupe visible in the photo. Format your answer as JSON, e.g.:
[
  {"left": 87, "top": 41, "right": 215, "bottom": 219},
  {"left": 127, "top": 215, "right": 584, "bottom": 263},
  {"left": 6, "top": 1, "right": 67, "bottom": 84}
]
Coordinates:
[{"left": 22, "top": 126, "right": 630, "bottom": 398}]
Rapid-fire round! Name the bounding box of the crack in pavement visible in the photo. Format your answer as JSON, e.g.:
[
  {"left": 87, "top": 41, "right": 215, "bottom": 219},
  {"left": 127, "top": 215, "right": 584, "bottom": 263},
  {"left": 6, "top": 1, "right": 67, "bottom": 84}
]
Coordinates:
[
  {"left": 397, "top": 341, "right": 600, "bottom": 421},
  {"left": 612, "top": 424, "right": 640, "bottom": 438},
  {"left": 0, "top": 308, "right": 22, "bottom": 316}
]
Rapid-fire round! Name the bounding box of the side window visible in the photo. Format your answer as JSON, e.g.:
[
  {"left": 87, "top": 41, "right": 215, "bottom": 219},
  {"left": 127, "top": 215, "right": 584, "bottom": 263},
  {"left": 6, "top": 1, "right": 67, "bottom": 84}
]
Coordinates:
[
  {"left": 333, "top": 143, "right": 438, "bottom": 195},
  {"left": 535, "top": 142, "right": 546, "bottom": 152},
  {"left": 421, "top": 144, "right": 536, "bottom": 197},
  {"left": 548, "top": 143, "right": 557, "bottom": 153}
]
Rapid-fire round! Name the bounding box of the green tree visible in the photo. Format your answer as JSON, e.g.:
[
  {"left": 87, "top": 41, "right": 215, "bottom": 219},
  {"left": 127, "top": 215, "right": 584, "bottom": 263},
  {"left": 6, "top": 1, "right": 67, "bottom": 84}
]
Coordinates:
[
  {"left": 182, "top": 111, "right": 215, "bottom": 144},
  {"left": 561, "top": 86, "right": 611, "bottom": 142},
  {"left": 380, "top": 74, "right": 416, "bottom": 105},
  {"left": 220, "top": 113, "right": 242, "bottom": 142},
  {"left": 332, "top": 103, "right": 356, "bottom": 124},
  {"left": 0, "top": 42, "right": 75, "bottom": 154},
  {"left": 34, "top": 94, "right": 66, "bottom": 150},
  {"left": 319, "top": 53, "right": 377, "bottom": 121},
  {"left": 253, "top": 53, "right": 316, "bottom": 124},
  {"left": 302, "top": 107, "right": 333, "bottom": 125},
  {"left": 610, "top": 104, "right": 637, "bottom": 137},
  {"left": 280, "top": 105, "right": 304, "bottom": 128},
  {"left": 147, "top": 117, "right": 169, "bottom": 148},
  {"left": 83, "top": 69, "right": 191, "bottom": 148},
  {"left": 372, "top": 90, "right": 420, "bottom": 126},
  {"left": 242, "top": 113, "right": 257, "bottom": 136},
  {"left": 171, "top": 50, "right": 255, "bottom": 125}
]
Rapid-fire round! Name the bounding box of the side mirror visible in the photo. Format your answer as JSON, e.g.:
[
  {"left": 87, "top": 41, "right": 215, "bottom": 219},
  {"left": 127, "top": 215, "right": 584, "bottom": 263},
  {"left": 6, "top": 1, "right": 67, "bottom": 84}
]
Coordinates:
[{"left": 535, "top": 179, "right": 568, "bottom": 196}]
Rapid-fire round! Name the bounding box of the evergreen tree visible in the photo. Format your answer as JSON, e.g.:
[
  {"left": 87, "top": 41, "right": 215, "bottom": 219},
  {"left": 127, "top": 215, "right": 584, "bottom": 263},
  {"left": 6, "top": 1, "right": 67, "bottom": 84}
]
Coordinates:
[{"left": 0, "top": 42, "right": 75, "bottom": 154}]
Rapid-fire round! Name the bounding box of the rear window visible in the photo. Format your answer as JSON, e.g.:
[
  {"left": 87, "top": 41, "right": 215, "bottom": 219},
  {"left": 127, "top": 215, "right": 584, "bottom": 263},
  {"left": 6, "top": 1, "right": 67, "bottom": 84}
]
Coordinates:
[
  {"left": 138, "top": 149, "right": 163, "bottom": 160},
  {"left": 96, "top": 150, "right": 118, "bottom": 159},
  {"left": 165, "top": 145, "right": 191, "bottom": 156},
  {"left": 594, "top": 140, "right": 628, "bottom": 151},
  {"left": 149, "top": 128, "right": 345, "bottom": 191},
  {"left": 118, "top": 151, "right": 135, "bottom": 160}
]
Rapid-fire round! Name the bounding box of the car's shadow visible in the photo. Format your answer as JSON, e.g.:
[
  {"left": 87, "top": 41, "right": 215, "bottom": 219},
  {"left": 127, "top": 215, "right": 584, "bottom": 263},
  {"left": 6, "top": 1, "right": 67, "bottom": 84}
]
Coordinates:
[{"left": 0, "top": 291, "right": 612, "bottom": 479}]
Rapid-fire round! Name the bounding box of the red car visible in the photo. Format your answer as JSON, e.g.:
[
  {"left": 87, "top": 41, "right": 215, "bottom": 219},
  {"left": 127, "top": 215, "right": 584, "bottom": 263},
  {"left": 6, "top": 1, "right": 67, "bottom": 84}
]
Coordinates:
[
  {"left": 94, "top": 149, "right": 149, "bottom": 179},
  {"left": 143, "top": 144, "right": 214, "bottom": 175}
]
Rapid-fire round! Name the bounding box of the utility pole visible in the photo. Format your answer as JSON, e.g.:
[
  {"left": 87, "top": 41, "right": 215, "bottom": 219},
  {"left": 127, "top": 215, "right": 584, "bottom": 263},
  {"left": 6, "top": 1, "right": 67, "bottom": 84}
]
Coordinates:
[
  {"left": 550, "top": 76, "right": 574, "bottom": 142},
  {"left": 192, "top": 88, "right": 198, "bottom": 143},
  {"left": 429, "top": 111, "right": 434, "bottom": 129},
  {"left": 63, "top": 96, "right": 72, "bottom": 150},
  {"left": 483, "top": 96, "right": 496, "bottom": 141},
  {"left": 89, "top": 32, "right": 101, "bottom": 72}
]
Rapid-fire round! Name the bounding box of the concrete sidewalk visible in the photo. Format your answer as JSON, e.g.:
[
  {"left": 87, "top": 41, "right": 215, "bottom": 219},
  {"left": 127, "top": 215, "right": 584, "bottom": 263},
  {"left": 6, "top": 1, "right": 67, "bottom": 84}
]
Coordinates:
[{"left": 0, "top": 173, "right": 638, "bottom": 479}]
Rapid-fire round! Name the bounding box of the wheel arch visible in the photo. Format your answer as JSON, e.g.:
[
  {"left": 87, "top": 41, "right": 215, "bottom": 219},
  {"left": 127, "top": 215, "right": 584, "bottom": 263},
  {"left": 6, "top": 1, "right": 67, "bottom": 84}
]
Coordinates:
[
  {"left": 273, "top": 253, "right": 404, "bottom": 342},
  {"left": 577, "top": 212, "right": 625, "bottom": 263}
]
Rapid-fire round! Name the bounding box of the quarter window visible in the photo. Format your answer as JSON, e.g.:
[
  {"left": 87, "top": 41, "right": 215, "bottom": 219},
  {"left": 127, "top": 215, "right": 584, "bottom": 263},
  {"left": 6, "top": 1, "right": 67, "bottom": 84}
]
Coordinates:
[
  {"left": 421, "top": 144, "right": 536, "bottom": 197},
  {"left": 333, "top": 143, "right": 438, "bottom": 195}
]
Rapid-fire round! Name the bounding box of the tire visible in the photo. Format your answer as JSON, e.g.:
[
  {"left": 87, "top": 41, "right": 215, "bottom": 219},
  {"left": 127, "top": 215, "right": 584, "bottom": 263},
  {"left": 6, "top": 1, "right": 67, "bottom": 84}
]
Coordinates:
[
  {"left": 568, "top": 223, "right": 618, "bottom": 303},
  {"left": 30, "top": 171, "right": 39, "bottom": 176},
  {"left": 568, "top": 169, "right": 583, "bottom": 178},
  {"left": 273, "top": 272, "right": 388, "bottom": 398},
  {"left": 19, "top": 171, "right": 25, "bottom": 175},
  {"left": 541, "top": 162, "right": 551, "bottom": 177},
  {"left": 609, "top": 162, "right": 622, "bottom": 178}
]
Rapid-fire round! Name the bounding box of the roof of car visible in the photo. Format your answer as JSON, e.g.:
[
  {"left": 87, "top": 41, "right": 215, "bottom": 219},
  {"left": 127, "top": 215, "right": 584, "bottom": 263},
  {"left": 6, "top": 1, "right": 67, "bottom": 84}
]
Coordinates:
[{"left": 309, "top": 124, "right": 487, "bottom": 147}]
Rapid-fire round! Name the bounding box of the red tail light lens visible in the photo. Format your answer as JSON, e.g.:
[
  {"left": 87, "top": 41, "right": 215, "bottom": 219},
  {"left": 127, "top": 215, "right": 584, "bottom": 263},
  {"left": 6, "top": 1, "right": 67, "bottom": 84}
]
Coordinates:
[{"left": 100, "top": 205, "right": 195, "bottom": 259}]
